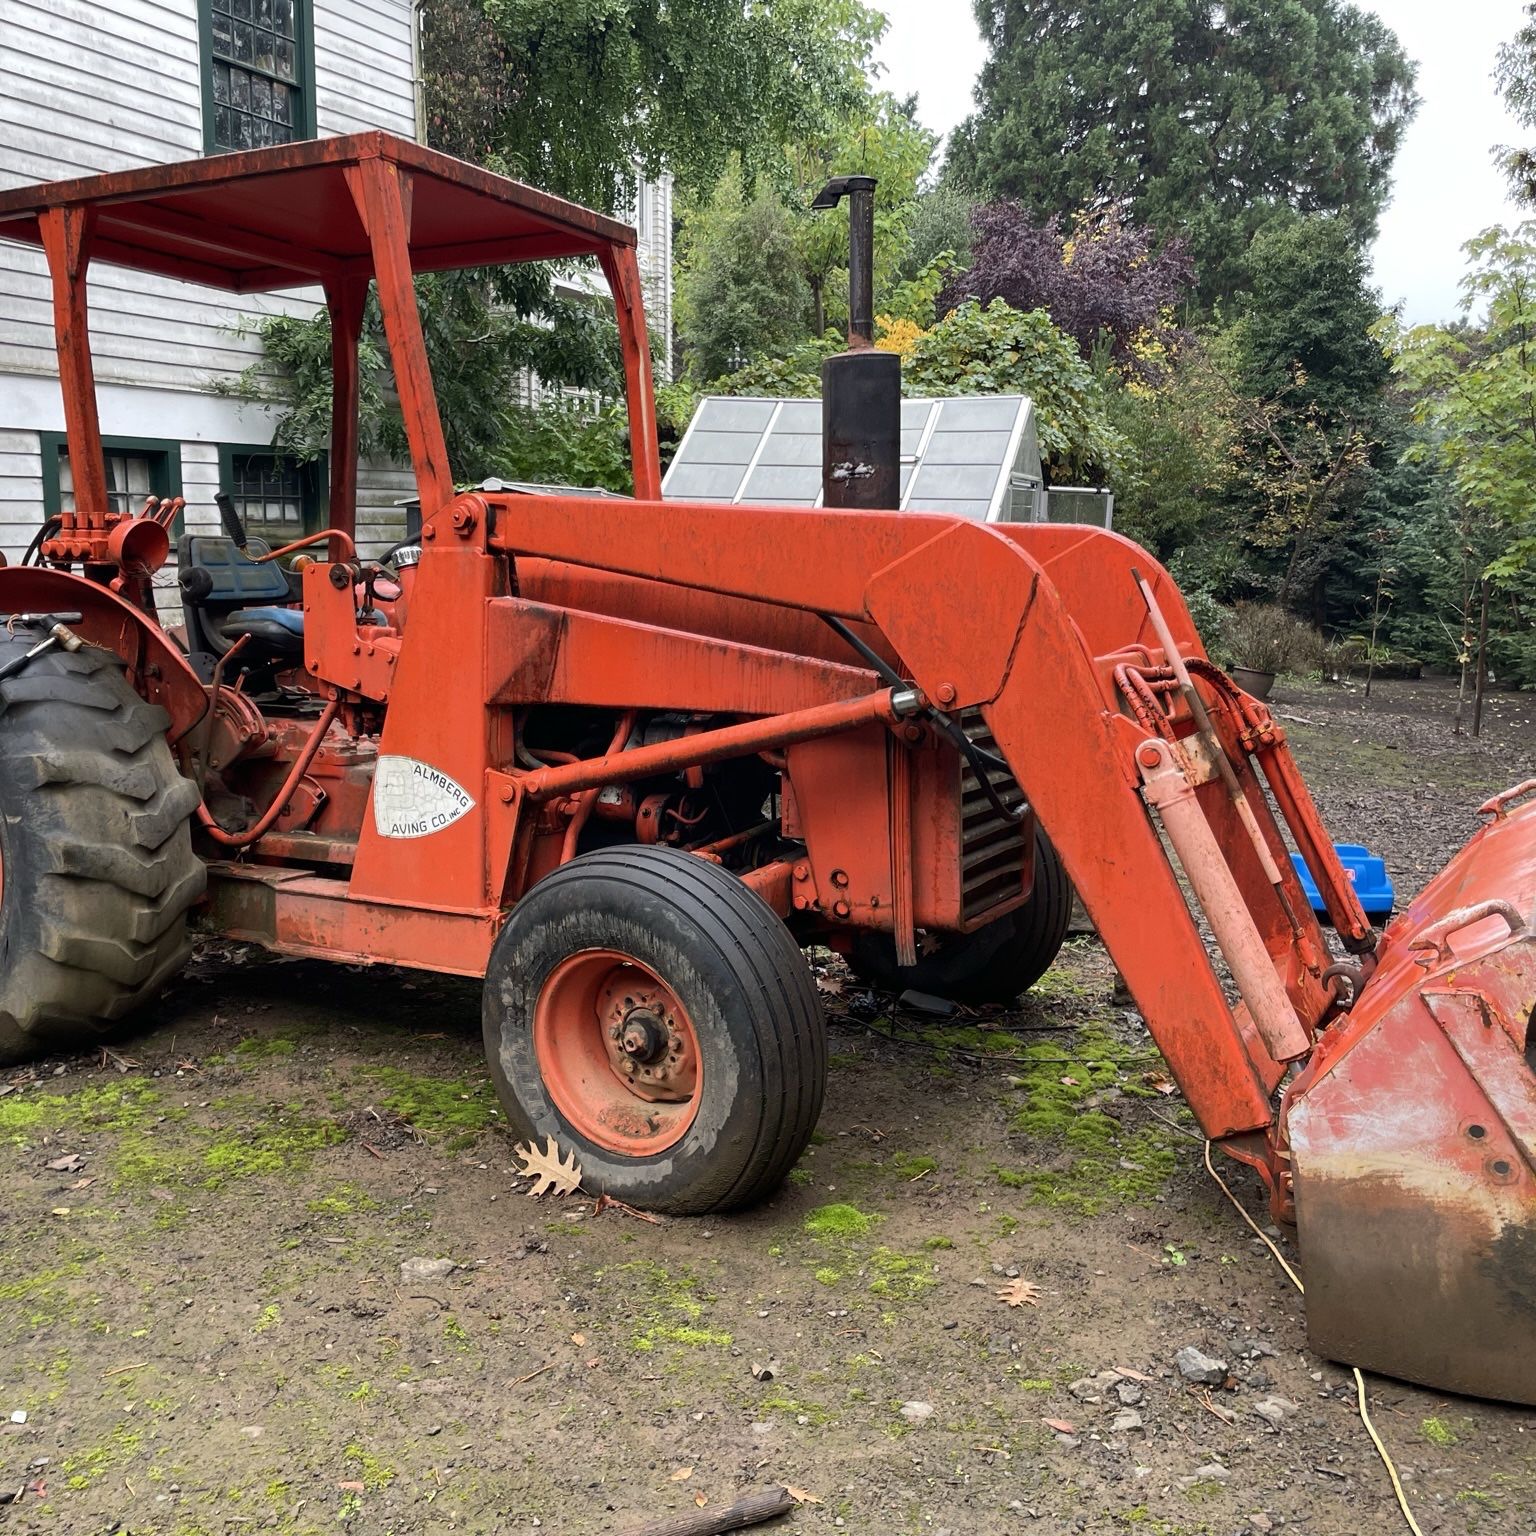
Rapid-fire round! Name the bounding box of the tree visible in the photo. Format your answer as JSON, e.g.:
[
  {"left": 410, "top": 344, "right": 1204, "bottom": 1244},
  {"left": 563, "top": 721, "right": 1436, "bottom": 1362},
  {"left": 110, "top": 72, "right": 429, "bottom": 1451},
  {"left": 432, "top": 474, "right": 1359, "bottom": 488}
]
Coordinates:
[
  {"left": 675, "top": 165, "right": 813, "bottom": 381},
  {"left": 1379, "top": 226, "right": 1536, "bottom": 705},
  {"left": 1496, "top": 4, "right": 1536, "bottom": 204},
  {"left": 430, "top": 0, "right": 886, "bottom": 211},
  {"left": 948, "top": 0, "right": 1418, "bottom": 305},
  {"left": 939, "top": 203, "right": 1193, "bottom": 364},
  {"left": 903, "top": 300, "right": 1127, "bottom": 481}
]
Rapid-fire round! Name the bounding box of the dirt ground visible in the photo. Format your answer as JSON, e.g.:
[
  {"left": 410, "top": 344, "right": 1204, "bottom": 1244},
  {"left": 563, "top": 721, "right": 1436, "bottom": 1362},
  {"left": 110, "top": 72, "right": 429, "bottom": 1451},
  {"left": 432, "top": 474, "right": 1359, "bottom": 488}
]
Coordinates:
[{"left": 2, "top": 675, "right": 1534, "bottom": 1536}]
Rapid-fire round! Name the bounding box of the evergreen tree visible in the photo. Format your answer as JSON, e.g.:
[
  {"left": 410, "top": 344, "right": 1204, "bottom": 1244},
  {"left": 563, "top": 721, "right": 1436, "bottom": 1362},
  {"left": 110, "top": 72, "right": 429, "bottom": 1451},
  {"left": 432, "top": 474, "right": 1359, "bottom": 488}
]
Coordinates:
[{"left": 948, "top": 0, "right": 1418, "bottom": 305}]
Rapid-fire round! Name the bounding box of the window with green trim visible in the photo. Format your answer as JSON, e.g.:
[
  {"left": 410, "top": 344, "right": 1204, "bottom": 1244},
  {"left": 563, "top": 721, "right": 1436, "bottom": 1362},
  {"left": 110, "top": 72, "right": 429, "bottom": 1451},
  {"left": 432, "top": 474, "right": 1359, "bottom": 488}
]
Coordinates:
[
  {"left": 220, "top": 447, "right": 326, "bottom": 544},
  {"left": 201, "top": 0, "right": 316, "bottom": 153},
  {"left": 40, "top": 434, "right": 183, "bottom": 517}
]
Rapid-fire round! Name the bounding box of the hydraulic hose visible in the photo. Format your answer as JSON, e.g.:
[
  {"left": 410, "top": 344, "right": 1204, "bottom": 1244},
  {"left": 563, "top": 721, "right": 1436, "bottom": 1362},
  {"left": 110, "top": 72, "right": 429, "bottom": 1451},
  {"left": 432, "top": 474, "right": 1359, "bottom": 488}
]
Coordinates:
[{"left": 196, "top": 698, "right": 340, "bottom": 849}]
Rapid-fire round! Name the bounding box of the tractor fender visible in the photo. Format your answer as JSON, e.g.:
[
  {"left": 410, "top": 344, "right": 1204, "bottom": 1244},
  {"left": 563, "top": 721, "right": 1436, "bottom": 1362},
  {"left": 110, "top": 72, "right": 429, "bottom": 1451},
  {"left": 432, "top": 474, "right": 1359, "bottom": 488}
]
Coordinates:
[{"left": 0, "top": 565, "right": 207, "bottom": 743}]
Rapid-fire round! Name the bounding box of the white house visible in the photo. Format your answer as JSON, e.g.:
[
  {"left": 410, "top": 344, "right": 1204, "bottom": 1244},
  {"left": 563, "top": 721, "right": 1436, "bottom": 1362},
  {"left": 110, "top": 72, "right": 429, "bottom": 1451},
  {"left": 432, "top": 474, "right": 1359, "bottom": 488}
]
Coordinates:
[{"left": 0, "top": 0, "right": 673, "bottom": 571}]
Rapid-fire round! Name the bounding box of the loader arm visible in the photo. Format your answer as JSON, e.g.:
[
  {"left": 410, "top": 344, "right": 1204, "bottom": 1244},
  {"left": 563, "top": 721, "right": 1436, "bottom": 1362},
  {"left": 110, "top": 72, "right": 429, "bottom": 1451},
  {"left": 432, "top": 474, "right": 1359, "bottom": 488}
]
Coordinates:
[{"left": 487, "top": 493, "right": 1350, "bottom": 1149}]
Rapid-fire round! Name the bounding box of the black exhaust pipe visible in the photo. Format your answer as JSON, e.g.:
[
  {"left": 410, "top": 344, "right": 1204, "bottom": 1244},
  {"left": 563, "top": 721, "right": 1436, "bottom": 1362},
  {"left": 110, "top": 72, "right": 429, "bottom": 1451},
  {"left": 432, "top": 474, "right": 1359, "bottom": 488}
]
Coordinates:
[{"left": 813, "top": 175, "right": 901, "bottom": 511}]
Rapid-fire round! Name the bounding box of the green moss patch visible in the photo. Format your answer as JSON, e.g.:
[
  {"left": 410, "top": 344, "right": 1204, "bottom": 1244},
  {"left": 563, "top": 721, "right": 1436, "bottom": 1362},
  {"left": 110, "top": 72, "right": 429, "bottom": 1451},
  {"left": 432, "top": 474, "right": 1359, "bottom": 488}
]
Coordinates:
[
  {"left": 995, "top": 1027, "right": 1177, "bottom": 1213},
  {"left": 363, "top": 1066, "right": 499, "bottom": 1146},
  {"left": 804, "top": 1202, "right": 876, "bottom": 1239}
]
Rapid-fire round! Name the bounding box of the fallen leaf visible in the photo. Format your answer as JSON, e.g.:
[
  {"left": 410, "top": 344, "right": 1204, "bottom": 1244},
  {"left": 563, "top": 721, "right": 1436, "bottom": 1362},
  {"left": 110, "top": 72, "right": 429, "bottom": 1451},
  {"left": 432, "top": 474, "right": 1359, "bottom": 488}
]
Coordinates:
[
  {"left": 786, "top": 1485, "right": 822, "bottom": 1505},
  {"left": 1113, "top": 1365, "right": 1154, "bottom": 1383},
  {"left": 337, "top": 1480, "right": 365, "bottom": 1493},
  {"left": 693, "top": 1491, "right": 708, "bottom": 1508},
  {"left": 50, "top": 1207, "right": 70, "bottom": 1217},
  {"left": 65, "top": 1176, "right": 95, "bottom": 1192},
  {"left": 570, "top": 1332, "right": 586, "bottom": 1347},
  {"left": 585, "top": 1356, "right": 601, "bottom": 1368},
  {"left": 815, "top": 974, "right": 845, "bottom": 996},
  {"left": 1059, "top": 1075, "right": 1079, "bottom": 1086},
  {"left": 1041, "top": 1417, "right": 1076, "bottom": 1434},
  {"left": 669, "top": 1467, "right": 694, "bottom": 1483},
  {"left": 45, "top": 1153, "right": 85, "bottom": 1172},
  {"left": 750, "top": 1359, "right": 778, "bottom": 1381},
  {"left": 1143, "top": 1071, "right": 1177, "bottom": 1096},
  {"left": 511, "top": 1136, "right": 582, "bottom": 1198},
  {"left": 995, "top": 1277, "right": 1043, "bottom": 1308}
]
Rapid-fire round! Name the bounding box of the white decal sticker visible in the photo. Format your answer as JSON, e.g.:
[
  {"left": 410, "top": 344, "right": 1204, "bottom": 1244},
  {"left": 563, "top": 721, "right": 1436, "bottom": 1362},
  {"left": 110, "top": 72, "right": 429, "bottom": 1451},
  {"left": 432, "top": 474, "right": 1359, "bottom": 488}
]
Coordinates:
[{"left": 373, "top": 755, "right": 476, "bottom": 839}]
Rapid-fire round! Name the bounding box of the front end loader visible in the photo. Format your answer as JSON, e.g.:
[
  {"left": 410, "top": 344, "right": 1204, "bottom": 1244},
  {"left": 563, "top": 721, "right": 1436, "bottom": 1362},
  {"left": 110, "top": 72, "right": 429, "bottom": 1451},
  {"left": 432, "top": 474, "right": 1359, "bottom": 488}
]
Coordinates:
[{"left": 0, "top": 134, "right": 1531, "bottom": 1405}]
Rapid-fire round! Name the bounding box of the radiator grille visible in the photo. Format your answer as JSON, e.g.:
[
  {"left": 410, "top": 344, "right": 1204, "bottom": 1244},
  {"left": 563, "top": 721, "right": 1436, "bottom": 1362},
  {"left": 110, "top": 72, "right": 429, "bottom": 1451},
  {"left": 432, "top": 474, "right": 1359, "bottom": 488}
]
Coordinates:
[{"left": 958, "top": 709, "right": 1030, "bottom": 921}]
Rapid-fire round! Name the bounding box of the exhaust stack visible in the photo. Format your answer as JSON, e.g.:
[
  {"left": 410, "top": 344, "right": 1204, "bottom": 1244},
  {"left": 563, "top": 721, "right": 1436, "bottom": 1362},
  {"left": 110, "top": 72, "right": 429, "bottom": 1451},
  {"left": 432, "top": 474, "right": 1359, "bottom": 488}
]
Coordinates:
[{"left": 813, "top": 175, "right": 901, "bottom": 511}]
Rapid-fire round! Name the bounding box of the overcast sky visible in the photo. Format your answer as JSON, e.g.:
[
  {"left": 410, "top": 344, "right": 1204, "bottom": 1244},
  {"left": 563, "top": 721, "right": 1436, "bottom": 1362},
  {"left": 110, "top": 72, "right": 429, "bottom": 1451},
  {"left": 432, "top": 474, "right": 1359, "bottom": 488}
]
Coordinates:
[{"left": 873, "top": 0, "right": 1532, "bottom": 325}]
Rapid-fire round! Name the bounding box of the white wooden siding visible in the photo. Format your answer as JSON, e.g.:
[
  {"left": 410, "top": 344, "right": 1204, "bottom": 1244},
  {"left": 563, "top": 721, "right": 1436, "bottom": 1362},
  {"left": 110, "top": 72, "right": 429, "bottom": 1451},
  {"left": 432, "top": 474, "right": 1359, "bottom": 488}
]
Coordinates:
[{"left": 0, "top": 0, "right": 417, "bottom": 397}]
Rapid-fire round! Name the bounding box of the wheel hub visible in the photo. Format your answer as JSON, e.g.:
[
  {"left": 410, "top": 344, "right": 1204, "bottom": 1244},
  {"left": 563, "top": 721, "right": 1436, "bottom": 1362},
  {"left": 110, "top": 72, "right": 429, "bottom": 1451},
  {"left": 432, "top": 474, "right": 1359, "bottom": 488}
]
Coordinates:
[
  {"left": 599, "top": 980, "right": 697, "bottom": 1101},
  {"left": 529, "top": 950, "right": 704, "bottom": 1156}
]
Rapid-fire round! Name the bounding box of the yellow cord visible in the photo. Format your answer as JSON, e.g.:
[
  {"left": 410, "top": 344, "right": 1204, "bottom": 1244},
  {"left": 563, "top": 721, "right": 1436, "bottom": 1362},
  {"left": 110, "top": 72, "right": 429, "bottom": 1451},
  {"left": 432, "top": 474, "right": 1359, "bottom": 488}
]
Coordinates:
[{"left": 1203, "top": 1141, "right": 1423, "bottom": 1536}]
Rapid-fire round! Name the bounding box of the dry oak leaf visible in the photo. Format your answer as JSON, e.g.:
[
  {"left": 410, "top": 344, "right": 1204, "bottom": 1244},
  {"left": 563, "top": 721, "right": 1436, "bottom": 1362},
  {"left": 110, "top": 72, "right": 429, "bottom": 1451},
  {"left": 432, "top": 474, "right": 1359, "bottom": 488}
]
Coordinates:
[
  {"left": 669, "top": 1467, "right": 694, "bottom": 1483},
  {"left": 996, "top": 1277, "right": 1043, "bottom": 1308},
  {"left": 512, "top": 1135, "right": 582, "bottom": 1198},
  {"left": 693, "top": 1490, "right": 708, "bottom": 1507},
  {"left": 1041, "top": 1417, "right": 1076, "bottom": 1435},
  {"left": 786, "top": 1485, "right": 823, "bottom": 1505}
]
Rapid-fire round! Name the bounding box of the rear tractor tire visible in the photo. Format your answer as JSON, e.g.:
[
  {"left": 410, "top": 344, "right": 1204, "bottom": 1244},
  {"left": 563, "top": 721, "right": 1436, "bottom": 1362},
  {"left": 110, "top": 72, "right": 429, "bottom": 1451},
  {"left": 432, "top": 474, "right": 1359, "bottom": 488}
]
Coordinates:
[
  {"left": 483, "top": 846, "right": 826, "bottom": 1215},
  {"left": 847, "top": 825, "right": 1074, "bottom": 1006},
  {"left": 0, "top": 629, "right": 206, "bottom": 1063}
]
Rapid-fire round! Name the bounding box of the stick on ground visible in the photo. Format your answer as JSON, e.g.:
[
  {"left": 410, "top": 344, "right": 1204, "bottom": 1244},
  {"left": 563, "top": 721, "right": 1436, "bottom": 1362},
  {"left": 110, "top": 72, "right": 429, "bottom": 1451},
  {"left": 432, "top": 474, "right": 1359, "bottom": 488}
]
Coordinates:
[{"left": 616, "top": 1485, "right": 796, "bottom": 1536}]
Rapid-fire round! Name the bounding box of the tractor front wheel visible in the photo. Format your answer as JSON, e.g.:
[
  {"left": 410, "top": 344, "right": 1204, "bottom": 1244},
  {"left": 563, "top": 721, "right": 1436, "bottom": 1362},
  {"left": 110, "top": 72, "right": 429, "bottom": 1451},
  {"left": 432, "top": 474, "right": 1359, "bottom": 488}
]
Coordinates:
[
  {"left": 483, "top": 846, "right": 825, "bottom": 1214},
  {"left": 0, "top": 630, "right": 206, "bottom": 1063}
]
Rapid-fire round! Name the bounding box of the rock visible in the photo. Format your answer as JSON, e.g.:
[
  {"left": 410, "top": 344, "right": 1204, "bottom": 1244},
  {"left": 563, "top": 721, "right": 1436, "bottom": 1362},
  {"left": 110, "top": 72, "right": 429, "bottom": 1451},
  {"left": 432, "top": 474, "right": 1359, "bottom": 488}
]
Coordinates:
[
  {"left": 1175, "top": 1345, "right": 1229, "bottom": 1385},
  {"left": 1067, "top": 1370, "right": 1123, "bottom": 1403},
  {"left": 1253, "top": 1395, "right": 1299, "bottom": 1428},
  {"left": 239, "top": 1425, "right": 264, "bottom": 1439},
  {"left": 1184, "top": 1462, "right": 1229, "bottom": 1486},
  {"left": 1249, "top": 1516, "right": 1274, "bottom": 1533},
  {"left": 1054, "top": 1434, "right": 1082, "bottom": 1448},
  {"left": 400, "top": 1256, "right": 455, "bottom": 1283},
  {"left": 1112, "top": 1379, "right": 1144, "bottom": 1406},
  {"left": 899, "top": 1400, "right": 934, "bottom": 1424},
  {"left": 1250, "top": 1340, "right": 1280, "bottom": 1359},
  {"left": 1109, "top": 1410, "right": 1144, "bottom": 1433}
]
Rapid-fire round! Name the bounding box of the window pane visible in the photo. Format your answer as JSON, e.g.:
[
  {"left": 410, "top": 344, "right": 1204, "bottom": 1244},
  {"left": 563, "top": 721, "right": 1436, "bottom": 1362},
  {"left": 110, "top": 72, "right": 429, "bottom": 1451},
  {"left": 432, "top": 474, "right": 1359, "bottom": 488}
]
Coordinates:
[
  {"left": 233, "top": 21, "right": 253, "bottom": 63},
  {"left": 273, "top": 36, "right": 295, "bottom": 81},
  {"left": 251, "top": 75, "right": 271, "bottom": 118},
  {"left": 253, "top": 28, "right": 274, "bottom": 73},
  {"left": 230, "top": 70, "right": 250, "bottom": 109},
  {"left": 271, "top": 81, "right": 291, "bottom": 124},
  {"left": 212, "top": 11, "right": 233, "bottom": 54},
  {"left": 215, "top": 104, "right": 234, "bottom": 148}
]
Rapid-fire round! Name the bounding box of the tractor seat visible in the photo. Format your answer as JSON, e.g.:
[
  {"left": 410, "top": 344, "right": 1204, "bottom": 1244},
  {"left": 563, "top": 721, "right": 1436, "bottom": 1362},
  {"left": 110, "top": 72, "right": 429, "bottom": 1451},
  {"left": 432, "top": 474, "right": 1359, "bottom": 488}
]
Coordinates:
[{"left": 220, "top": 605, "right": 305, "bottom": 662}]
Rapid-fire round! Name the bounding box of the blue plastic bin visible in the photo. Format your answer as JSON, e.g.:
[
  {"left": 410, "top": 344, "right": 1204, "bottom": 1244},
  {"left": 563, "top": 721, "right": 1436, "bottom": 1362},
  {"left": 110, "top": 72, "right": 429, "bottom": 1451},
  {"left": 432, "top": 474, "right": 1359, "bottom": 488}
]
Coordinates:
[{"left": 1288, "top": 843, "right": 1394, "bottom": 922}]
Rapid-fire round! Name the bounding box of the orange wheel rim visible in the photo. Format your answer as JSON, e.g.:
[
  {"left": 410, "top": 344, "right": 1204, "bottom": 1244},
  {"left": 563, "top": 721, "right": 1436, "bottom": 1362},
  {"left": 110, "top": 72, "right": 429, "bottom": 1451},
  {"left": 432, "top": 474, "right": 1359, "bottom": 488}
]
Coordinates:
[{"left": 531, "top": 949, "right": 702, "bottom": 1155}]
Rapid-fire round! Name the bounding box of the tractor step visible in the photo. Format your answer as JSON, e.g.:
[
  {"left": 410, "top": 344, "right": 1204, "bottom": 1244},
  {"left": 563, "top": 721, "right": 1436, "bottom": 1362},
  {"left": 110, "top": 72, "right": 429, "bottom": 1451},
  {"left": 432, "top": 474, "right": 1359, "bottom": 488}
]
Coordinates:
[{"left": 1285, "top": 789, "right": 1536, "bottom": 1403}]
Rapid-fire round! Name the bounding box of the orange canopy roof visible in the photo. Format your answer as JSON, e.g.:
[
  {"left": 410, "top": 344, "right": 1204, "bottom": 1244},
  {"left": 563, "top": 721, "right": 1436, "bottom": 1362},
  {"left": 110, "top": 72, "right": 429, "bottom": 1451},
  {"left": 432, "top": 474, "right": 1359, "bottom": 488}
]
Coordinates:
[{"left": 0, "top": 131, "right": 634, "bottom": 293}]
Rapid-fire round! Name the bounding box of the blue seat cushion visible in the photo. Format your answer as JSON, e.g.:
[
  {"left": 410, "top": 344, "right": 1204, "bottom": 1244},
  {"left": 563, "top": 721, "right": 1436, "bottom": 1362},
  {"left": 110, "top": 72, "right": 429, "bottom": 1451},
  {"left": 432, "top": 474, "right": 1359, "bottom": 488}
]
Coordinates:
[{"left": 229, "top": 606, "right": 304, "bottom": 635}]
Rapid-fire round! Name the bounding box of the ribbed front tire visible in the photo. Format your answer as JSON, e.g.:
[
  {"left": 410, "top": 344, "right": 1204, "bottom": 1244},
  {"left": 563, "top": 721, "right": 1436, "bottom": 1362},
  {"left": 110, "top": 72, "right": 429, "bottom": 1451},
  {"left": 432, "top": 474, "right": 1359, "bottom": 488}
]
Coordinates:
[
  {"left": 0, "top": 632, "right": 206, "bottom": 1063},
  {"left": 483, "top": 847, "right": 825, "bottom": 1214}
]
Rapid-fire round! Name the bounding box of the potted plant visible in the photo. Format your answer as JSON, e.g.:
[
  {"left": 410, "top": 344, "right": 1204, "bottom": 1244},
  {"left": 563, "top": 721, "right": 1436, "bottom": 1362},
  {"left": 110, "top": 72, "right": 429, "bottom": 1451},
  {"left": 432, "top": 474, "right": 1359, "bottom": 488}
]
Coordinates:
[{"left": 1220, "top": 602, "right": 1321, "bottom": 700}]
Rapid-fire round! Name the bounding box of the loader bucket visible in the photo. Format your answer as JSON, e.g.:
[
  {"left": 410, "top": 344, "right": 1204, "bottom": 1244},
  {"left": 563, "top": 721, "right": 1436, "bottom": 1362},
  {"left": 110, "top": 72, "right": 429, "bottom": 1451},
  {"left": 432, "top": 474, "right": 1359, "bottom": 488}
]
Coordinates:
[{"left": 1285, "top": 783, "right": 1536, "bottom": 1404}]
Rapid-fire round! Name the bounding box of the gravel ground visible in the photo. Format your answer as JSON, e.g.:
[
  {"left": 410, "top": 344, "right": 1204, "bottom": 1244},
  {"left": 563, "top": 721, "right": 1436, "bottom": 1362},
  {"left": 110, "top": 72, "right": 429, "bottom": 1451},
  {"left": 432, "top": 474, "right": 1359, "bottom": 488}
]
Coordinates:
[{"left": 0, "top": 675, "right": 1532, "bottom": 1536}]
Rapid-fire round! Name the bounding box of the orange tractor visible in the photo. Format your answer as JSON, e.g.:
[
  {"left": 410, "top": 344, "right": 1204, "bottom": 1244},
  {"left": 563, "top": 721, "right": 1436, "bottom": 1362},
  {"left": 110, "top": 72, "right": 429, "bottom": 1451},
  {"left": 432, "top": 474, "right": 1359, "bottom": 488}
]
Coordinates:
[{"left": 0, "top": 135, "right": 1532, "bottom": 1405}]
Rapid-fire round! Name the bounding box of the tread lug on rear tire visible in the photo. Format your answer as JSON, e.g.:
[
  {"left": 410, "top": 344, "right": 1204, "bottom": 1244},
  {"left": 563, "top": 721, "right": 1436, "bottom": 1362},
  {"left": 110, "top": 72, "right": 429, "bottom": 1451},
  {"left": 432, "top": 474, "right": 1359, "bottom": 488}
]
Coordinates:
[
  {"left": 848, "top": 826, "right": 1074, "bottom": 1006},
  {"left": 483, "top": 846, "right": 826, "bottom": 1215},
  {"left": 0, "top": 629, "right": 206, "bottom": 1063}
]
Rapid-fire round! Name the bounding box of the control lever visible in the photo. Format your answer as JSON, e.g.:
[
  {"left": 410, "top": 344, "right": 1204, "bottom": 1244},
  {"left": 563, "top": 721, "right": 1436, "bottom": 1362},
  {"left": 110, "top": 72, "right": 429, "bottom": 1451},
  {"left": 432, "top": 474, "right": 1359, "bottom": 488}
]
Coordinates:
[{"left": 215, "top": 492, "right": 249, "bottom": 551}]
